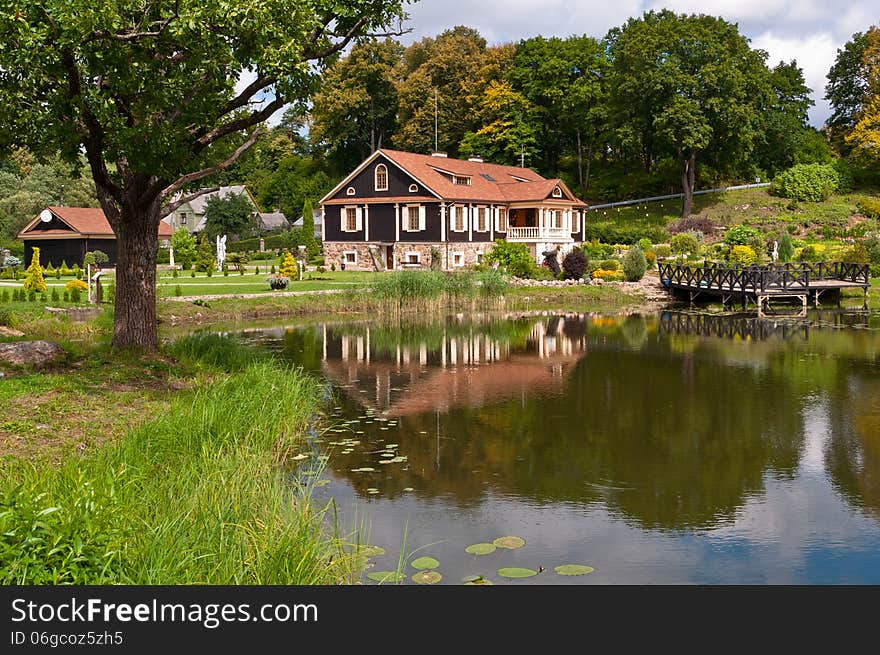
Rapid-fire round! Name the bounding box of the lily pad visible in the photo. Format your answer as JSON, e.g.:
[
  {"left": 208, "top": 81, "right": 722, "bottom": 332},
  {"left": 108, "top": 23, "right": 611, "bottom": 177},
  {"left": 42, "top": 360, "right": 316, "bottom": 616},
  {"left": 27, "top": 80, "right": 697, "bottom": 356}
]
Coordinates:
[
  {"left": 463, "top": 576, "right": 493, "bottom": 585},
  {"left": 366, "top": 571, "right": 406, "bottom": 584},
  {"left": 412, "top": 571, "right": 442, "bottom": 585},
  {"left": 493, "top": 536, "right": 526, "bottom": 550},
  {"left": 359, "top": 545, "right": 385, "bottom": 557},
  {"left": 554, "top": 564, "right": 594, "bottom": 576},
  {"left": 465, "top": 543, "right": 497, "bottom": 555},
  {"left": 497, "top": 567, "right": 538, "bottom": 579},
  {"left": 403, "top": 487, "right": 414, "bottom": 492},
  {"left": 411, "top": 556, "right": 440, "bottom": 570},
  {"left": 351, "top": 467, "right": 375, "bottom": 472},
  {"left": 292, "top": 453, "right": 309, "bottom": 461},
  {"left": 386, "top": 443, "right": 399, "bottom": 448}
]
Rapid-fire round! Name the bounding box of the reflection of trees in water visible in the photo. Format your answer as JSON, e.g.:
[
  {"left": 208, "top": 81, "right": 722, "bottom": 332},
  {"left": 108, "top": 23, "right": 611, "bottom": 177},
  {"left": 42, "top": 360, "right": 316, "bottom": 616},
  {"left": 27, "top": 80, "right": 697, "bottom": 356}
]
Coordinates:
[{"left": 826, "top": 372, "right": 880, "bottom": 521}]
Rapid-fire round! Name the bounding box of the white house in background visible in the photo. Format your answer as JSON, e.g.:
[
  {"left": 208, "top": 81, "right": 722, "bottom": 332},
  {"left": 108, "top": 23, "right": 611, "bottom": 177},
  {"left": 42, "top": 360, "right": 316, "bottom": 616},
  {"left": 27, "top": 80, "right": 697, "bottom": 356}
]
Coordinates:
[
  {"left": 290, "top": 208, "right": 323, "bottom": 239},
  {"left": 162, "top": 185, "right": 257, "bottom": 234},
  {"left": 256, "top": 211, "right": 290, "bottom": 232}
]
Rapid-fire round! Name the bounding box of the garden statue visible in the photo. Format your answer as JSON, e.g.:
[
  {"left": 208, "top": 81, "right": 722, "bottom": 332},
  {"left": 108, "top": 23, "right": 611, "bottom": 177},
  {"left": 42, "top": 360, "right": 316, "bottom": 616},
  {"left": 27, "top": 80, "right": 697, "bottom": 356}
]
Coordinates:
[
  {"left": 216, "top": 234, "right": 227, "bottom": 269},
  {"left": 771, "top": 240, "right": 778, "bottom": 263}
]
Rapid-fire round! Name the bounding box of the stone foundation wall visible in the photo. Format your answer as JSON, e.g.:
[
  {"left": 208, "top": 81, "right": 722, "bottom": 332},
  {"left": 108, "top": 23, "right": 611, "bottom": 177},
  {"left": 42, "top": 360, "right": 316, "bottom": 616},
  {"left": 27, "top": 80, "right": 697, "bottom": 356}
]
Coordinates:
[
  {"left": 325, "top": 241, "right": 493, "bottom": 271},
  {"left": 323, "top": 242, "right": 381, "bottom": 271}
]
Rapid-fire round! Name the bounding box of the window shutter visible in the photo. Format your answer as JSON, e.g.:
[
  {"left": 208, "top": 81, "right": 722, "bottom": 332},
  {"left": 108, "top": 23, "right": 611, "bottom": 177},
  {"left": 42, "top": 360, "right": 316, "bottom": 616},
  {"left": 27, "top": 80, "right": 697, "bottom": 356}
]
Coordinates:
[
  {"left": 418, "top": 205, "right": 426, "bottom": 231},
  {"left": 355, "top": 207, "right": 363, "bottom": 231},
  {"left": 340, "top": 209, "right": 347, "bottom": 232}
]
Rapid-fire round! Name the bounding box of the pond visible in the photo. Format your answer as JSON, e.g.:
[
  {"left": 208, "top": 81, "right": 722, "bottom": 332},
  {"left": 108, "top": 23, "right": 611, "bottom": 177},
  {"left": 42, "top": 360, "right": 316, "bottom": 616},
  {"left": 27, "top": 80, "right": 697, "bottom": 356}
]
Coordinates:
[{"left": 238, "top": 308, "right": 880, "bottom": 584}]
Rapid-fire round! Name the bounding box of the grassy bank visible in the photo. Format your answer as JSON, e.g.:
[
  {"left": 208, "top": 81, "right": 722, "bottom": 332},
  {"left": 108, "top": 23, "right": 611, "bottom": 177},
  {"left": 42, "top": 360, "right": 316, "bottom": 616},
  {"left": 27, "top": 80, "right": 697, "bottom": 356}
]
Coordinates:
[{"left": 0, "top": 335, "right": 355, "bottom": 584}]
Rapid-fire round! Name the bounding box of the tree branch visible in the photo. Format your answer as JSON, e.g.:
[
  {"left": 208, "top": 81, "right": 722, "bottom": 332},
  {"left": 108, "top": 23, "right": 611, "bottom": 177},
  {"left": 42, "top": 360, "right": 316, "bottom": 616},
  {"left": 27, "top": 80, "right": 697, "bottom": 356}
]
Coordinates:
[
  {"left": 219, "top": 73, "right": 278, "bottom": 117},
  {"left": 192, "top": 97, "right": 284, "bottom": 152},
  {"left": 157, "top": 128, "right": 263, "bottom": 205},
  {"left": 160, "top": 186, "right": 220, "bottom": 216}
]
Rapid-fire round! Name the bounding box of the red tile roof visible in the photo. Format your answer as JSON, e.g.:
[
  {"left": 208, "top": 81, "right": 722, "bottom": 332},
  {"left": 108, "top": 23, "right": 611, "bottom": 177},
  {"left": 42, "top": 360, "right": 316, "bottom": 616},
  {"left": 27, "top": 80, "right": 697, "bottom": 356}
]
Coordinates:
[
  {"left": 21, "top": 207, "right": 173, "bottom": 238},
  {"left": 378, "top": 149, "right": 587, "bottom": 205}
]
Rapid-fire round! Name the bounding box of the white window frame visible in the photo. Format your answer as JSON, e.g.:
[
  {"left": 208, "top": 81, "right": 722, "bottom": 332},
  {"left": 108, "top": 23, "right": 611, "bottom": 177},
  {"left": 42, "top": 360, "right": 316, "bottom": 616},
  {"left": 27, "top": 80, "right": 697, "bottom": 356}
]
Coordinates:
[
  {"left": 405, "top": 251, "right": 421, "bottom": 265},
  {"left": 495, "top": 207, "right": 507, "bottom": 232},
  {"left": 452, "top": 205, "right": 467, "bottom": 232},
  {"left": 552, "top": 186, "right": 563, "bottom": 198},
  {"left": 475, "top": 206, "right": 488, "bottom": 232},
  {"left": 452, "top": 251, "right": 465, "bottom": 268},
  {"left": 346, "top": 186, "right": 356, "bottom": 196},
  {"left": 374, "top": 164, "right": 388, "bottom": 191},
  {"left": 342, "top": 206, "right": 362, "bottom": 232},
  {"left": 403, "top": 204, "right": 425, "bottom": 232},
  {"left": 343, "top": 251, "right": 358, "bottom": 266},
  {"left": 180, "top": 212, "right": 187, "bottom": 225},
  {"left": 452, "top": 175, "right": 471, "bottom": 186},
  {"left": 409, "top": 183, "right": 419, "bottom": 193},
  {"left": 552, "top": 209, "right": 563, "bottom": 229}
]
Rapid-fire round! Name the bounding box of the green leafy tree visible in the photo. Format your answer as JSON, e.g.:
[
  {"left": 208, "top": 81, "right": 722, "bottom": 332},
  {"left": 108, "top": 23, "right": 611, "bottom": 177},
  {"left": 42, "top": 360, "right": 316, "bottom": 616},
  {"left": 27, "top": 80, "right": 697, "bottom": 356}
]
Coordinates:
[
  {"left": 203, "top": 192, "right": 258, "bottom": 240},
  {"left": 23, "top": 246, "right": 47, "bottom": 293},
  {"left": 605, "top": 11, "right": 770, "bottom": 217},
  {"left": 395, "top": 26, "right": 488, "bottom": 158},
  {"left": 170, "top": 228, "right": 197, "bottom": 270},
  {"left": 757, "top": 61, "right": 817, "bottom": 175},
  {"left": 825, "top": 28, "right": 873, "bottom": 154},
  {"left": 311, "top": 38, "right": 403, "bottom": 171},
  {"left": 460, "top": 81, "right": 539, "bottom": 165},
  {"left": 0, "top": 0, "right": 408, "bottom": 350}
]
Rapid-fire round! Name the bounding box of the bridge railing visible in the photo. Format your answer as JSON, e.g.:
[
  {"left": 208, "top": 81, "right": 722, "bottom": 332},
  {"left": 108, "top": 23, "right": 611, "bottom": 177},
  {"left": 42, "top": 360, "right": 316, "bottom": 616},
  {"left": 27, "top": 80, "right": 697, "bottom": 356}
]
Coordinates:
[{"left": 658, "top": 261, "right": 868, "bottom": 293}]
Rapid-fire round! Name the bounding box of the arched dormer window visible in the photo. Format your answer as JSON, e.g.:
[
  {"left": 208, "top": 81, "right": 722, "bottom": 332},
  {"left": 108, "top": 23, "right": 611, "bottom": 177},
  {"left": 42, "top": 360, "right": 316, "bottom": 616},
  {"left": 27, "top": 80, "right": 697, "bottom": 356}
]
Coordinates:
[
  {"left": 375, "top": 164, "right": 388, "bottom": 191},
  {"left": 346, "top": 187, "right": 356, "bottom": 196},
  {"left": 552, "top": 186, "right": 562, "bottom": 198},
  {"left": 409, "top": 184, "right": 418, "bottom": 193}
]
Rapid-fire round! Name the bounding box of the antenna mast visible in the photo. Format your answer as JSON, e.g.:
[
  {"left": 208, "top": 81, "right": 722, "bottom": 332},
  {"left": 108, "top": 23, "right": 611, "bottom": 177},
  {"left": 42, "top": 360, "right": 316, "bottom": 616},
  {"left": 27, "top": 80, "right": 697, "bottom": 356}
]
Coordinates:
[
  {"left": 434, "top": 89, "right": 439, "bottom": 152},
  {"left": 520, "top": 144, "right": 524, "bottom": 168}
]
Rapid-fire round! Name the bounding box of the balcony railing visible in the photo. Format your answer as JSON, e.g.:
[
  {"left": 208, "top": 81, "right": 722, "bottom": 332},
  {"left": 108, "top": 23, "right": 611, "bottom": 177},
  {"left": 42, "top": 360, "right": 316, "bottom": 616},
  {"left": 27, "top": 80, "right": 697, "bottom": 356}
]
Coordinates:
[{"left": 506, "top": 226, "right": 572, "bottom": 240}]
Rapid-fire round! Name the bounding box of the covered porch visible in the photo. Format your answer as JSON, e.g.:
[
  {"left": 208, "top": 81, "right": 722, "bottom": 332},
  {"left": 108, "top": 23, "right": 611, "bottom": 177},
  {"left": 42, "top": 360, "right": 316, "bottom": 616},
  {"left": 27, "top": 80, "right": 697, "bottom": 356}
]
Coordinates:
[{"left": 505, "top": 204, "right": 581, "bottom": 241}]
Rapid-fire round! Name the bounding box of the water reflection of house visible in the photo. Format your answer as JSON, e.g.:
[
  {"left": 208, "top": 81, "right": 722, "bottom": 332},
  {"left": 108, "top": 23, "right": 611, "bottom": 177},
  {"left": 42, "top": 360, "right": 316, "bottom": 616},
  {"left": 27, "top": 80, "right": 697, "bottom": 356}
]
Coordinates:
[{"left": 321, "top": 318, "right": 587, "bottom": 417}]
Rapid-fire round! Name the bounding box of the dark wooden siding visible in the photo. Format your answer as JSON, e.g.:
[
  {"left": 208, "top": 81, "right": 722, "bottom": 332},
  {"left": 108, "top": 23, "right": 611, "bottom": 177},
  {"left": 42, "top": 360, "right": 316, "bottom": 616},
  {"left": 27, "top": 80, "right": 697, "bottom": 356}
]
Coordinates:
[
  {"left": 398, "top": 203, "right": 441, "bottom": 242},
  {"left": 25, "top": 239, "right": 86, "bottom": 268},
  {"left": 324, "top": 205, "right": 365, "bottom": 241},
  {"left": 368, "top": 204, "right": 396, "bottom": 242},
  {"left": 329, "top": 154, "right": 426, "bottom": 202}
]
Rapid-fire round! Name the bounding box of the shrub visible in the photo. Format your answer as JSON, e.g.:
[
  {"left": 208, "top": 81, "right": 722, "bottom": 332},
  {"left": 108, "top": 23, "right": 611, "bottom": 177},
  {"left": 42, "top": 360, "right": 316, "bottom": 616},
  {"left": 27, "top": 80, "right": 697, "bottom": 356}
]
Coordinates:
[
  {"left": 654, "top": 244, "right": 672, "bottom": 259},
  {"left": 270, "top": 265, "right": 276, "bottom": 275},
  {"left": 23, "top": 246, "right": 48, "bottom": 293},
  {"left": 278, "top": 251, "right": 298, "bottom": 278},
  {"left": 174, "top": 285, "right": 183, "bottom": 297},
  {"left": 63, "top": 290, "right": 69, "bottom": 302},
  {"left": 70, "top": 288, "right": 82, "bottom": 303},
  {"left": 206, "top": 267, "right": 213, "bottom": 277},
  {"left": 724, "top": 225, "right": 761, "bottom": 246},
  {"left": 865, "top": 235, "right": 880, "bottom": 268},
  {"left": 72, "top": 264, "right": 82, "bottom": 280},
  {"left": 644, "top": 250, "right": 657, "bottom": 267},
  {"left": 667, "top": 215, "right": 715, "bottom": 235},
  {"left": 778, "top": 232, "right": 795, "bottom": 262},
  {"left": 797, "top": 244, "right": 823, "bottom": 262},
  {"left": 561, "top": 249, "right": 588, "bottom": 280},
  {"left": 105, "top": 282, "right": 115, "bottom": 303},
  {"left": 600, "top": 258, "right": 619, "bottom": 271},
  {"left": 254, "top": 266, "right": 260, "bottom": 275},
  {"left": 65, "top": 279, "right": 88, "bottom": 293},
  {"left": 770, "top": 163, "right": 841, "bottom": 202},
  {"left": 27, "top": 290, "right": 36, "bottom": 302},
  {"left": 59, "top": 261, "right": 71, "bottom": 276},
  {"left": 840, "top": 243, "right": 869, "bottom": 263},
  {"left": 222, "top": 266, "right": 229, "bottom": 277},
  {"left": 54, "top": 267, "right": 61, "bottom": 279},
  {"left": 330, "top": 263, "right": 336, "bottom": 272},
  {"left": 637, "top": 238, "right": 653, "bottom": 251},
  {"left": 622, "top": 247, "right": 647, "bottom": 281},
  {"left": 191, "top": 269, "right": 196, "bottom": 278},
  {"left": 671, "top": 233, "right": 699, "bottom": 256},
  {"left": 0, "top": 307, "right": 13, "bottom": 325},
  {"left": 728, "top": 245, "right": 757, "bottom": 264},
  {"left": 857, "top": 197, "right": 880, "bottom": 219},
  {"left": 172, "top": 268, "right": 179, "bottom": 278},
  {"left": 50, "top": 287, "right": 59, "bottom": 303},
  {"left": 592, "top": 268, "right": 625, "bottom": 281},
  {"left": 485, "top": 240, "right": 539, "bottom": 278},
  {"left": 267, "top": 275, "right": 290, "bottom": 290}
]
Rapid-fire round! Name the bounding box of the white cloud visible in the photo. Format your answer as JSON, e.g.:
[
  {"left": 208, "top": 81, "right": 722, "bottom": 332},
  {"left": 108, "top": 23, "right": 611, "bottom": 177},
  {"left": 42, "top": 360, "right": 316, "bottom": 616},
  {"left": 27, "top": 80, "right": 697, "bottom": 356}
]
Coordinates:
[{"left": 752, "top": 31, "right": 840, "bottom": 126}]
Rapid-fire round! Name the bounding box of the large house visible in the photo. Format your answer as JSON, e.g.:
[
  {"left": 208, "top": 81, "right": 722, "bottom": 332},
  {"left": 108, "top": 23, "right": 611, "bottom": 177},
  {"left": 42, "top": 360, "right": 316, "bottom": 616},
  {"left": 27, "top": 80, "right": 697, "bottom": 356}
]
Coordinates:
[
  {"left": 318, "top": 149, "right": 588, "bottom": 271},
  {"left": 162, "top": 186, "right": 289, "bottom": 235},
  {"left": 19, "top": 206, "right": 172, "bottom": 267}
]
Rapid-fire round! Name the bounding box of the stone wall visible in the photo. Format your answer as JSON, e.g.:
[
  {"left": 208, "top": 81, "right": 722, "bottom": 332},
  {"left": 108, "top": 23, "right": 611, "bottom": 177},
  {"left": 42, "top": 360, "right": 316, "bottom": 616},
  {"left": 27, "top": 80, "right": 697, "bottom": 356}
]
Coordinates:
[
  {"left": 323, "top": 242, "right": 381, "bottom": 271},
  {"left": 325, "top": 241, "right": 493, "bottom": 271}
]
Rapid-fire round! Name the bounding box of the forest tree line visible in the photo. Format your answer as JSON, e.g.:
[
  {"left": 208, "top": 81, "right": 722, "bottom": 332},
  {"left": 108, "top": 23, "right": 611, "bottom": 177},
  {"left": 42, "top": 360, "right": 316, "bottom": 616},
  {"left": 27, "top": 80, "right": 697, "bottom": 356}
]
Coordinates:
[{"left": 2, "top": 10, "right": 878, "bottom": 250}]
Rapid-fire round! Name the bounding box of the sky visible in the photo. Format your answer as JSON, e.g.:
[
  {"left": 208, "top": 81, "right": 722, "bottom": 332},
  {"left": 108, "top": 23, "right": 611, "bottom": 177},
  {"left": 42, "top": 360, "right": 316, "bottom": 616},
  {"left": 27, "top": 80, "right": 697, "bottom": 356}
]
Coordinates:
[{"left": 399, "top": 0, "right": 879, "bottom": 127}]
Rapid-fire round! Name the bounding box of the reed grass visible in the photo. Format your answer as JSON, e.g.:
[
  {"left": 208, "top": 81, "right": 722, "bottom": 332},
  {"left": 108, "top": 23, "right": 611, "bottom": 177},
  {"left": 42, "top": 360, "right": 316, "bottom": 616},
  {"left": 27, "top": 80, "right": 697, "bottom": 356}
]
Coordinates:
[
  {"left": 369, "top": 270, "right": 508, "bottom": 316},
  {"left": 0, "top": 336, "right": 355, "bottom": 585}
]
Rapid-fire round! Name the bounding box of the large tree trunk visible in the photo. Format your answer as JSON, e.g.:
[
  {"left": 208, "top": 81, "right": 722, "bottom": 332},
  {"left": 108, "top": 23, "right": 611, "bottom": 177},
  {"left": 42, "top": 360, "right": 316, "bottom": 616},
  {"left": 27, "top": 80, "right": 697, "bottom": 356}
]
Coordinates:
[
  {"left": 680, "top": 150, "right": 697, "bottom": 218},
  {"left": 107, "top": 202, "right": 160, "bottom": 351}
]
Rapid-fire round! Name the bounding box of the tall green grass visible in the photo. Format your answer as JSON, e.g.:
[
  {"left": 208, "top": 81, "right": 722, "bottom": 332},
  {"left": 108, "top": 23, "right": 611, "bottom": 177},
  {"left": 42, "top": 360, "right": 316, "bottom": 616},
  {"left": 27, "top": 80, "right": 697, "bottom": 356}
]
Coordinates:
[
  {"left": 369, "top": 270, "right": 508, "bottom": 315},
  {"left": 1, "top": 336, "right": 354, "bottom": 584}
]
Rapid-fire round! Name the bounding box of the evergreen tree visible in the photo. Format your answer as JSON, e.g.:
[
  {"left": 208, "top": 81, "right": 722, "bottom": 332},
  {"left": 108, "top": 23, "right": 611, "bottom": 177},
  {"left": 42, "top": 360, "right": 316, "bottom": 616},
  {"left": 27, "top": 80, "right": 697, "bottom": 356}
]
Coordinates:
[
  {"left": 196, "top": 234, "right": 216, "bottom": 273},
  {"left": 301, "top": 198, "right": 319, "bottom": 257},
  {"left": 778, "top": 232, "right": 795, "bottom": 262},
  {"left": 23, "top": 246, "right": 47, "bottom": 293},
  {"left": 279, "top": 251, "right": 298, "bottom": 278}
]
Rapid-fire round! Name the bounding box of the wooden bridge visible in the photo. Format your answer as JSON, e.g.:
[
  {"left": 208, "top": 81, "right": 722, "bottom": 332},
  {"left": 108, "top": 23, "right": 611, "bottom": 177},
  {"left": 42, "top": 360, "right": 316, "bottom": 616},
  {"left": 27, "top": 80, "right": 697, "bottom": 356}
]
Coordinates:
[
  {"left": 658, "top": 311, "right": 810, "bottom": 341},
  {"left": 658, "top": 261, "right": 870, "bottom": 316}
]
